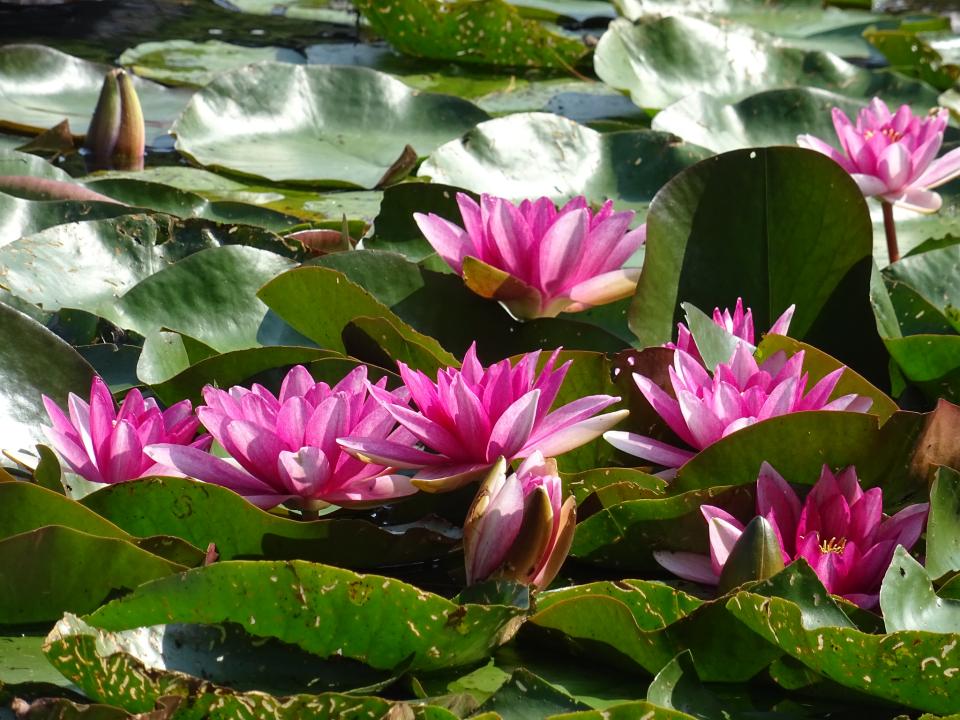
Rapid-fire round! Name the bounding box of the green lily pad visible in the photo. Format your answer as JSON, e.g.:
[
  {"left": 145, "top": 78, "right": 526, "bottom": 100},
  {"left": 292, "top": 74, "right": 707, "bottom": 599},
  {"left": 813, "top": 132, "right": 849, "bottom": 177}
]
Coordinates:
[
  {"left": 651, "top": 88, "right": 870, "bottom": 154},
  {"left": 81, "top": 476, "right": 461, "bottom": 568},
  {"left": 0, "top": 148, "right": 72, "bottom": 181},
  {"left": 172, "top": 63, "right": 489, "bottom": 188},
  {"left": 0, "top": 302, "right": 94, "bottom": 457},
  {"left": 0, "top": 635, "right": 71, "bottom": 689},
  {"left": 420, "top": 113, "right": 710, "bottom": 210},
  {"left": 103, "top": 246, "right": 295, "bottom": 353},
  {"left": 222, "top": 0, "right": 359, "bottom": 24},
  {"left": 926, "top": 466, "right": 960, "bottom": 580},
  {"left": 0, "top": 44, "right": 193, "bottom": 142},
  {"left": 881, "top": 546, "right": 960, "bottom": 634},
  {"left": 595, "top": 15, "right": 940, "bottom": 110},
  {"left": 354, "top": 0, "right": 588, "bottom": 69},
  {"left": 83, "top": 560, "right": 524, "bottom": 672},
  {"left": 43, "top": 615, "right": 457, "bottom": 718},
  {"left": 0, "top": 481, "right": 204, "bottom": 567},
  {"left": 0, "top": 191, "right": 130, "bottom": 247},
  {"left": 120, "top": 39, "right": 305, "bottom": 87},
  {"left": 549, "top": 701, "right": 695, "bottom": 719},
  {"left": 629, "top": 146, "right": 887, "bottom": 386},
  {"left": 0, "top": 525, "right": 185, "bottom": 624},
  {"left": 727, "top": 589, "right": 960, "bottom": 714},
  {"left": 616, "top": 0, "right": 895, "bottom": 58},
  {"left": 885, "top": 335, "right": 960, "bottom": 403},
  {"left": 0, "top": 215, "right": 216, "bottom": 316}
]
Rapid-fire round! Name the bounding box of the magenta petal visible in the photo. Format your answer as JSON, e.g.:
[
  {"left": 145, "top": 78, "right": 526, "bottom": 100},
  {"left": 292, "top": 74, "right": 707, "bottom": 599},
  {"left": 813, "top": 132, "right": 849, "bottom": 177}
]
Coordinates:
[
  {"left": 337, "top": 437, "right": 441, "bottom": 469},
  {"left": 105, "top": 419, "right": 144, "bottom": 483},
  {"left": 486, "top": 389, "right": 540, "bottom": 460},
  {"left": 414, "top": 212, "right": 473, "bottom": 273},
  {"left": 538, "top": 208, "right": 589, "bottom": 294},
  {"left": 603, "top": 431, "right": 695, "bottom": 468},
  {"left": 277, "top": 446, "right": 331, "bottom": 497},
  {"left": 653, "top": 551, "right": 719, "bottom": 585},
  {"left": 523, "top": 408, "right": 629, "bottom": 458},
  {"left": 876, "top": 502, "right": 929, "bottom": 549},
  {"left": 756, "top": 462, "right": 801, "bottom": 551},
  {"left": 43, "top": 426, "right": 102, "bottom": 483},
  {"left": 634, "top": 373, "right": 698, "bottom": 448},
  {"left": 144, "top": 443, "right": 273, "bottom": 494},
  {"left": 467, "top": 472, "right": 525, "bottom": 583},
  {"left": 222, "top": 419, "right": 286, "bottom": 484},
  {"left": 326, "top": 473, "right": 418, "bottom": 505}
]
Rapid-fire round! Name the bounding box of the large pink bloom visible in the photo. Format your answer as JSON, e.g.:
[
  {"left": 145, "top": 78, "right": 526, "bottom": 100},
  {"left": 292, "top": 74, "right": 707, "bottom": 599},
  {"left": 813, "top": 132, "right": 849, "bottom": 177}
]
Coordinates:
[
  {"left": 797, "top": 97, "right": 960, "bottom": 212},
  {"left": 464, "top": 452, "right": 575, "bottom": 590},
  {"left": 43, "top": 377, "right": 208, "bottom": 485},
  {"left": 604, "top": 344, "right": 872, "bottom": 470},
  {"left": 339, "top": 344, "right": 628, "bottom": 491},
  {"left": 666, "top": 298, "right": 795, "bottom": 366},
  {"left": 655, "top": 463, "right": 929, "bottom": 608},
  {"left": 145, "top": 365, "right": 418, "bottom": 510},
  {"left": 414, "top": 193, "right": 646, "bottom": 319}
]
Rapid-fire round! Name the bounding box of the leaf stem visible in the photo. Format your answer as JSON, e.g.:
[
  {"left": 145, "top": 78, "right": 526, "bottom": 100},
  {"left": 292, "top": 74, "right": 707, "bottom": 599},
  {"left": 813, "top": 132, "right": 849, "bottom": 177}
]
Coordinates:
[{"left": 881, "top": 201, "right": 899, "bottom": 264}]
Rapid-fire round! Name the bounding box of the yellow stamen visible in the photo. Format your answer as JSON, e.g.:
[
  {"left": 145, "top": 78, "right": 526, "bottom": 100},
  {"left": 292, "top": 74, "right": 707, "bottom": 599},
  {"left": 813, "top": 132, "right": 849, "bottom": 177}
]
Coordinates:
[{"left": 819, "top": 537, "right": 847, "bottom": 554}]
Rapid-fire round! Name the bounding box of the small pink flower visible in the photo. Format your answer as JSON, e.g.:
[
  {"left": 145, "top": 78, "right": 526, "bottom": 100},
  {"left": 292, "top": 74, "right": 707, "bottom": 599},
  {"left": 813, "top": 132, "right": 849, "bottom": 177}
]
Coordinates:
[
  {"left": 798, "top": 97, "right": 960, "bottom": 212},
  {"left": 339, "top": 344, "right": 628, "bottom": 491},
  {"left": 464, "top": 452, "right": 575, "bottom": 590},
  {"left": 604, "top": 344, "right": 871, "bottom": 470},
  {"left": 43, "top": 377, "right": 208, "bottom": 485},
  {"left": 666, "top": 298, "right": 795, "bottom": 365},
  {"left": 414, "top": 193, "right": 646, "bottom": 319},
  {"left": 145, "top": 365, "right": 418, "bottom": 510},
  {"left": 655, "top": 463, "right": 929, "bottom": 608}
]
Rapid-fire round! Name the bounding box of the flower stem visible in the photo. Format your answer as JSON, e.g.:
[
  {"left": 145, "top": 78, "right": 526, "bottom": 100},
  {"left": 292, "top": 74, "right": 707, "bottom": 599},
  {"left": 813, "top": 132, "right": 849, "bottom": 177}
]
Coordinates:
[
  {"left": 300, "top": 507, "right": 320, "bottom": 521},
  {"left": 881, "top": 201, "right": 900, "bottom": 264}
]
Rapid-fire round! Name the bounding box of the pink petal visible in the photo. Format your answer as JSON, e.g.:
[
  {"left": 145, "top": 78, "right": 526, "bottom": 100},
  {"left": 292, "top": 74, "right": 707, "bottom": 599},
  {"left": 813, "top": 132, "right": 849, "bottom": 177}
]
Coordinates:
[
  {"left": 885, "top": 187, "right": 943, "bottom": 213},
  {"left": 414, "top": 212, "right": 473, "bottom": 273},
  {"left": 756, "top": 461, "right": 801, "bottom": 550},
  {"left": 336, "top": 436, "right": 442, "bottom": 469},
  {"left": 875, "top": 502, "right": 928, "bottom": 549},
  {"left": 486, "top": 389, "right": 540, "bottom": 460},
  {"left": 915, "top": 146, "right": 960, "bottom": 189},
  {"left": 466, "top": 471, "right": 524, "bottom": 583},
  {"left": 277, "top": 446, "right": 331, "bottom": 497},
  {"left": 768, "top": 305, "right": 795, "bottom": 337},
  {"left": 143, "top": 443, "right": 273, "bottom": 494},
  {"left": 278, "top": 365, "right": 316, "bottom": 403},
  {"left": 703, "top": 507, "right": 745, "bottom": 576},
  {"left": 566, "top": 268, "right": 641, "bottom": 309},
  {"left": 634, "top": 373, "right": 698, "bottom": 448},
  {"left": 876, "top": 142, "right": 911, "bottom": 190},
  {"left": 850, "top": 173, "right": 887, "bottom": 197},
  {"left": 603, "top": 430, "right": 695, "bottom": 468},
  {"left": 653, "top": 550, "right": 719, "bottom": 584},
  {"left": 538, "top": 208, "right": 589, "bottom": 294},
  {"left": 43, "top": 426, "right": 102, "bottom": 483},
  {"left": 325, "top": 473, "right": 418, "bottom": 505},
  {"left": 104, "top": 419, "right": 144, "bottom": 483},
  {"left": 521, "top": 408, "right": 629, "bottom": 458},
  {"left": 796, "top": 134, "right": 855, "bottom": 173},
  {"left": 222, "top": 419, "right": 287, "bottom": 484}
]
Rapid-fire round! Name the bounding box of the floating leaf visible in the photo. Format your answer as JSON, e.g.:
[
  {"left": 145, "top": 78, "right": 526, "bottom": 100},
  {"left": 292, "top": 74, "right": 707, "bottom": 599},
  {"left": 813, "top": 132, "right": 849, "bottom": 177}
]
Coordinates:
[
  {"left": 172, "top": 63, "right": 489, "bottom": 188},
  {"left": 120, "top": 39, "right": 305, "bottom": 87},
  {"left": 43, "top": 615, "right": 457, "bottom": 718},
  {"left": 0, "top": 303, "right": 94, "bottom": 456},
  {"left": 629, "top": 146, "right": 887, "bottom": 385},
  {"left": 354, "top": 0, "right": 588, "bottom": 69},
  {"left": 926, "top": 466, "right": 960, "bottom": 580},
  {"left": 0, "top": 44, "right": 192, "bottom": 141},
  {"left": 84, "top": 560, "right": 524, "bottom": 672},
  {"left": 81, "top": 476, "right": 460, "bottom": 568},
  {"left": 595, "top": 15, "right": 940, "bottom": 109},
  {"left": 881, "top": 546, "right": 960, "bottom": 634},
  {"left": 420, "top": 112, "right": 710, "bottom": 209},
  {"left": 0, "top": 526, "right": 184, "bottom": 624}
]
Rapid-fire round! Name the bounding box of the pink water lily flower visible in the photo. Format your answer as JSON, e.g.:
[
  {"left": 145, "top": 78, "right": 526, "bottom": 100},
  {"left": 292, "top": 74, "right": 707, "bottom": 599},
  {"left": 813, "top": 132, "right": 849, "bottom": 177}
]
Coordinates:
[
  {"left": 667, "top": 298, "right": 795, "bottom": 365},
  {"left": 414, "top": 193, "right": 646, "bottom": 319},
  {"left": 43, "top": 377, "right": 208, "bottom": 485},
  {"left": 604, "top": 344, "right": 872, "bottom": 470},
  {"left": 145, "top": 365, "right": 419, "bottom": 511},
  {"left": 655, "top": 463, "right": 929, "bottom": 608},
  {"left": 797, "top": 98, "right": 960, "bottom": 213},
  {"left": 464, "top": 452, "right": 576, "bottom": 589},
  {"left": 339, "top": 344, "right": 628, "bottom": 492}
]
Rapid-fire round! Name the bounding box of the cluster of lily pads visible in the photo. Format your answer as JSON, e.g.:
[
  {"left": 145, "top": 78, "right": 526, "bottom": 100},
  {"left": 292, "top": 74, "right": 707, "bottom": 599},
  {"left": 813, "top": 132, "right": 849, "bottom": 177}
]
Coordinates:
[{"left": 4, "top": 0, "right": 960, "bottom": 719}]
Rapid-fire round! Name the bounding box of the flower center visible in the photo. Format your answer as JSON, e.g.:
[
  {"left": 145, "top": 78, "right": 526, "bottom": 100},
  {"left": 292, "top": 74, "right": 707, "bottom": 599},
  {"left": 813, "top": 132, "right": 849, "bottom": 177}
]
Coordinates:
[
  {"left": 819, "top": 536, "right": 847, "bottom": 554},
  {"left": 863, "top": 128, "right": 903, "bottom": 143}
]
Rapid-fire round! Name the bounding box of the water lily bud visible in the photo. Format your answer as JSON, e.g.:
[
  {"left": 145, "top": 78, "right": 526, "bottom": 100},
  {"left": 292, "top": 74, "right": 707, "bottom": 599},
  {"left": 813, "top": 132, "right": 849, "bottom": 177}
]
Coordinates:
[
  {"left": 84, "top": 68, "right": 144, "bottom": 171},
  {"left": 717, "top": 515, "right": 785, "bottom": 594},
  {"left": 463, "top": 453, "right": 576, "bottom": 590}
]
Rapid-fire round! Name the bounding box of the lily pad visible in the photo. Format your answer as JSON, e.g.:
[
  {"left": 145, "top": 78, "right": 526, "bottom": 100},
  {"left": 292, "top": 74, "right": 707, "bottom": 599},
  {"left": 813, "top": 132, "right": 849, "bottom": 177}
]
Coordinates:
[
  {"left": 84, "top": 560, "right": 524, "bottom": 672},
  {"left": 420, "top": 112, "right": 711, "bottom": 210},
  {"left": 120, "top": 39, "right": 305, "bottom": 87},
  {"left": 926, "top": 466, "right": 960, "bottom": 580},
  {"left": 594, "top": 16, "right": 940, "bottom": 110},
  {"left": 0, "top": 302, "right": 94, "bottom": 456},
  {"left": 172, "top": 62, "right": 490, "bottom": 188},
  {"left": 0, "top": 44, "right": 193, "bottom": 142},
  {"left": 652, "top": 88, "right": 871, "bottom": 154},
  {"left": 222, "top": 0, "right": 359, "bottom": 24},
  {"left": 354, "top": 0, "right": 588, "bottom": 69},
  {"left": 0, "top": 191, "right": 130, "bottom": 247},
  {"left": 81, "top": 476, "right": 461, "bottom": 568},
  {"left": 0, "top": 525, "right": 185, "bottom": 624},
  {"left": 629, "top": 146, "right": 887, "bottom": 385},
  {"left": 43, "top": 615, "right": 457, "bottom": 718}
]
